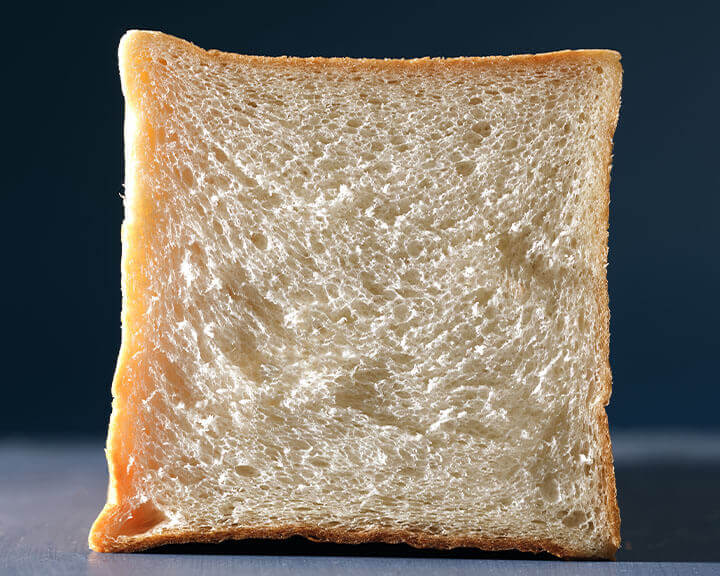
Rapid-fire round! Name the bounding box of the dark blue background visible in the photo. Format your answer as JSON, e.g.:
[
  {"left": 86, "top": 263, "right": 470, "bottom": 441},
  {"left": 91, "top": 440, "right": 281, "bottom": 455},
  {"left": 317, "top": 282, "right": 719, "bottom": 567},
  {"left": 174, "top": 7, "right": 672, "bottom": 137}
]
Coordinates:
[{"left": 3, "top": 1, "right": 718, "bottom": 436}]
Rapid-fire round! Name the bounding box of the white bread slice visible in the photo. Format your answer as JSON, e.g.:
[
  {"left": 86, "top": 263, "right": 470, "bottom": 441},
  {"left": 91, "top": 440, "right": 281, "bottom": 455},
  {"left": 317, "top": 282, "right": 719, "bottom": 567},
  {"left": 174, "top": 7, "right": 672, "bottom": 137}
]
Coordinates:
[{"left": 89, "top": 30, "right": 622, "bottom": 558}]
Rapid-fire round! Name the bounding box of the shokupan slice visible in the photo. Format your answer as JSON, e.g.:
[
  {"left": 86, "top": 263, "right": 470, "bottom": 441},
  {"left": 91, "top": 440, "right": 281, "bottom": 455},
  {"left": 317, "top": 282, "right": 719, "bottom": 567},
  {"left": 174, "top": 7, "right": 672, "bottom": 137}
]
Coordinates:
[{"left": 90, "top": 30, "right": 622, "bottom": 558}]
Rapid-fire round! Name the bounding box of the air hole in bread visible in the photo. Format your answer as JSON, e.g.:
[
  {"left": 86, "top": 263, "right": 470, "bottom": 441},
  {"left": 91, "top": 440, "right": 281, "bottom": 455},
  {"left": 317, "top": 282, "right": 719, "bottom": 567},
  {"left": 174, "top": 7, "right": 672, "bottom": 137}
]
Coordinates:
[
  {"left": 455, "top": 160, "right": 475, "bottom": 177},
  {"left": 235, "top": 465, "right": 260, "bottom": 477},
  {"left": 212, "top": 146, "right": 229, "bottom": 163},
  {"left": 250, "top": 232, "right": 268, "bottom": 250},
  {"left": 562, "top": 510, "right": 587, "bottom": 528},
  {"left": 111, "top": 502, "right": 166, "bottom": 539},
  {"left": 180, "top": 166, "right": 195, "bottom": 187},
  {"left": 540, "top": 475, "right": 561, "bottom": 503}
]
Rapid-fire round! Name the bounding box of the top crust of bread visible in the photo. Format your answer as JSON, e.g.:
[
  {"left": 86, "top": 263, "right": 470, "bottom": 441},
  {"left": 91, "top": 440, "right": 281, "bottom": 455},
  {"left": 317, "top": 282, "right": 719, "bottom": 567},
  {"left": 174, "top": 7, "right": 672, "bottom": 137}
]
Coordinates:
[{"left": 90, "top": 30, "right": 621, "bottom": 559}]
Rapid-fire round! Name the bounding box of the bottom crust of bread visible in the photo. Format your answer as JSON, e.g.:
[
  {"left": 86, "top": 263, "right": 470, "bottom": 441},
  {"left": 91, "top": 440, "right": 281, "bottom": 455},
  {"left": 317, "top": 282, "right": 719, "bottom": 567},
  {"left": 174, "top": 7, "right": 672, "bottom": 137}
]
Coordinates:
[{"left": 90, "top": 522, "right": 615, "bottom": 559}]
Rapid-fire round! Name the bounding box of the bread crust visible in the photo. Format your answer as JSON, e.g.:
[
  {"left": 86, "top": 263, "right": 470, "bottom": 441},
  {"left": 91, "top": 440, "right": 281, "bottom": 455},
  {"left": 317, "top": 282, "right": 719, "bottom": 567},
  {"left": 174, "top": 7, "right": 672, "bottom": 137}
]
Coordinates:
[
  {"left": 90, "top": 521, "right": 611, "bottom": 559},
  {"left": 90, "top": 30, "right": 622, "bottom": 560},
  {"left": 592, "top": 57, "right": 623, "bottom": 554},
  {"left": 125, "top": 29, "right": 621, "bottom": 74}
]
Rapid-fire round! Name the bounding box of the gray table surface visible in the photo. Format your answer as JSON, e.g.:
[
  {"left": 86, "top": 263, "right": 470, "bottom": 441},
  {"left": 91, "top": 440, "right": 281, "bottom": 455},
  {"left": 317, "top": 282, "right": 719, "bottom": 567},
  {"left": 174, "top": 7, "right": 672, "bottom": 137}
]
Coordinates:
[{"left": 1, "top": 433, "right": 719, "bottom": 575}]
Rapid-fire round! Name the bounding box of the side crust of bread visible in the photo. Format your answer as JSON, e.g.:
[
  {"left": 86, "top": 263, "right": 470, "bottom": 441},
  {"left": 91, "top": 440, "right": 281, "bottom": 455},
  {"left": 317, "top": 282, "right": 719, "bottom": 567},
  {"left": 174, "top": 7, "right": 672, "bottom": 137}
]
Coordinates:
[
  {"left": 594, "top": 61, "right": 622, "bottom": 554},
  {"left": 89, "top": 30, "right": 622, "bottom": 559}
]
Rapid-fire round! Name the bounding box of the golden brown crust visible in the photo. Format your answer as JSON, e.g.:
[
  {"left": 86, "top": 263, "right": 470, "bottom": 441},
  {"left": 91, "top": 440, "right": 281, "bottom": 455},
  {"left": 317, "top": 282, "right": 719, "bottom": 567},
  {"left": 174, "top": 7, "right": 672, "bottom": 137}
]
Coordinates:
[
  {"left": 91, "top": 522, "right": 605, "bottom": 559},
  {"left": 89, "top": 30, "right": 168, "bottom": 549},
  {"left": 593, "top": 59, "right": 623, "bottom": 553},
  {"left": 90, "top": 29, "right": 622, "bottom": 560},
  {"left": 125, "top": 29, "right": 620, "bottom": 74}
]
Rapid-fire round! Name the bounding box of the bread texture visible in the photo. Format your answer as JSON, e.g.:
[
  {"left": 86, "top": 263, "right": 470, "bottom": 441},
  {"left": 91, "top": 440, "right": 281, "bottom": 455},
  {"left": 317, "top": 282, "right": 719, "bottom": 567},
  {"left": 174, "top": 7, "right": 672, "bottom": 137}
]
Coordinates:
[{"left": 89, "top": 30, "right": 622, "bottom": 558}]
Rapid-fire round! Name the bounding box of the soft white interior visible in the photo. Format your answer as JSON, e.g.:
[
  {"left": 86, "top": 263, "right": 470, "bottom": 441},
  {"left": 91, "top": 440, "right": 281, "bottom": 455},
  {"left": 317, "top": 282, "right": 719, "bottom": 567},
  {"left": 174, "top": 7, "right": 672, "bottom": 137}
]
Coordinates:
[{"left": 119, "top": 34, "right": 618, "bottom": 556}]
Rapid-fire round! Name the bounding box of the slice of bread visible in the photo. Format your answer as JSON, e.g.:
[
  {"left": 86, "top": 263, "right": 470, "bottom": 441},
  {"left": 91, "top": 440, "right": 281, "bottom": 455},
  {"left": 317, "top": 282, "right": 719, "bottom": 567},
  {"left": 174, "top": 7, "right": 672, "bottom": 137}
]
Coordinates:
[{"left": 89, "top": 30, "right": 622, "bottom": 558}]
